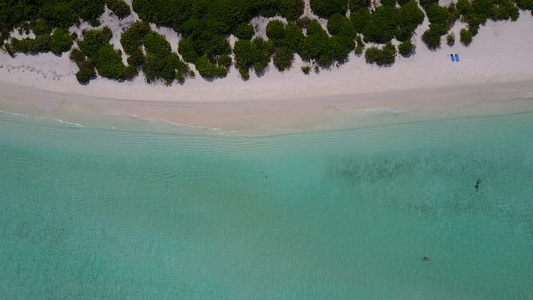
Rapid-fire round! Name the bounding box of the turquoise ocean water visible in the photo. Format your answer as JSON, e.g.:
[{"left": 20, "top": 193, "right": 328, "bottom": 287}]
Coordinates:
[{"left": 0, "top": 106, "right": 532, "bottom": 299}]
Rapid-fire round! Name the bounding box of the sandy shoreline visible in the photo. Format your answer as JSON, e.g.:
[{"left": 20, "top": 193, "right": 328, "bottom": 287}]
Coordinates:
[
  {"left": 1, "top": 8, "right": 533, "bottom": 134},
  {"left": 2, "top": 79, "right": 532, "bottom": 135}
]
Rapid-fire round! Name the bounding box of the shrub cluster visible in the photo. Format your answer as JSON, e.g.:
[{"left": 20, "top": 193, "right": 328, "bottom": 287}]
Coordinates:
[
  {"left": 454, "top": 0, "right": 521, "bottom": 46},
  {"left": 105, "top": 0, "right": 131, "bottom": 19},
  {"left": 234, "top": 24, "right": 255, "bottom": 40},
  {"left": 132, "top": 0, "right": 304, "bottom": 75},
  {"left": 364, "top": 42, "right": 397, "bottom": 66},
  {"left": 265, "top": 20, "right": 305, "bottom": 70},
  {"left": 1, "top": 0, "right": 110, "bottom": 47},
  {"left": 398, "top": 40, "right": 415, "bottom": 56},
  {"left": 7, "top": 28, "right": 73, "bottom": 55},
  {"left": 73, "top": 28, "right": 136, "bottom": 83},
  {"left": 120, "top": 22, "right": 192, "bottom": 83},
  {"left": 273, "top": 46, "right": 295, "bottom": 71},
  {"left": 301, "top": 20, "right": 354, "bottom": 66},
  {"left": 309, "top": 0, "right": 348, "bottom": 18},
  {"left": 353, "top": 0, "right": 424, "bottom": 44},
  {"left": 233, "top": 38, "right": 274, "bottom": 79}
]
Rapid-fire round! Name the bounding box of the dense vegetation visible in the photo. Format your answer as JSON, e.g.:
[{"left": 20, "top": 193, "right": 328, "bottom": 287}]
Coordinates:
[
  {"left": 133, "top": 0, "right": 304, "bottom": 78},
  {"left": 5, "top": 27, "right": 74, "bottom": 56},
  {"left": 1, "top": 0, "right": 532, "bottom": 83},
  {"left": 73, "top": 28, "right": 137, "bottom": 83},
  {"left": 233, "top": 38, "right": 274, "bottom": 79},
  {"left": 364, "top": 42, "right": 397, "bottom": 66},
  {"left": 105, "top": 0, "right": 131, "bottom": 19}
]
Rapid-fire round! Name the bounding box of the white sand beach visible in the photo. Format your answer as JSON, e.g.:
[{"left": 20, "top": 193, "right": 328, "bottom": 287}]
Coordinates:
[{"left": 1, "top": 1, "right": 533, "bottom": 134}]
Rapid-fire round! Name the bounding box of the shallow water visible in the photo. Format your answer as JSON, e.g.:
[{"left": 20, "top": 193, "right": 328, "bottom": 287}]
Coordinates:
[{"left": 0, "top": 108, "right": 532, "bottom": 299}]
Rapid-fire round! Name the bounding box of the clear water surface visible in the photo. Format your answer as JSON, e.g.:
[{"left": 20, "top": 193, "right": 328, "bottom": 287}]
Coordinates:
[{"left": 0, "top": 108, "right": 532, "bottom": 299}]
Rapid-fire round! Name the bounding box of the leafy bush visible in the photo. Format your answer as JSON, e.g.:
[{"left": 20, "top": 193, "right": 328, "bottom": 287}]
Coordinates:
[
  {"left": 266, "top": 20, "right": 286, "bottom": 41},
  {"left": 233, "top": 38, "right": 274, "bottom": 78},
  {"left": 381, "top": 0, "right": 397, "bottom": 6},
  {"left": 361, "top": 5, "right": 397, "bottom": 44},
  {"left": 490, "top": 0, "right": 519, "bottom": 21},
  {"left": 9, "top": 34, "right": 51, "bottom": 53},
  {"left": 395, "top": 0, "right": 425, "bottom": 41},
  {"left": 349, "top": 0, "right": 371, "bottom": 10},
  {"left": 76, "top": 67, "right": 96, "bottom": 83},
  {"left": 301, "top": 20, "right": 354, "bottom": 66},
  {"left": 127, "top": 49, "right": 145, "bottom": 67},
  {"left": 217, "top": 54, "right": 232, "bottom": 68},
  {"left": 75, "top": 29, "right": 139, "bottom": 82},
  {"left": 327, "top": 13, "right": 356, "bottom": 38},
  {"left": 364, "top": 42, "right": 396, "bottom": 66},
  {"left": 354, "top": 35, "right": 365, "bottom": 55},
  {"left": 421, "top": 23, "right": 448, "bottom": 49},
  {"left": 234, "top": 24, "right": 255, "bottom": 40},
  {"left": 195, "top": 55, "right": 219, "bottom": 78},
  {"left": 460, "top": 28, "right": 473, "bottom": 45},
  {"left": 50, "top": 28, "right": 73, "bottom": 54},
  {"left": 132, "top": 0, "right": 303, "bottom": 66},
  {"left": 79, "top": 30, "right": 112, "bottom": 57},
  {"left": 143, "top": 32, "right": 172, "bottom": 58},
  {"left": 296, "top": 16, "right": 311, "bottom": 29},
  {"left": 419, "top": 0, "right": 439, "bottom": 10},
  {"left": 398, "top": 40, "right": 415, "bottom": 56},
  {"left": 351, "top": 8, "right": 371, "bottom": 34},
  {"left": 70, "top": 48, "right": 86, "bottom": 65},
  {"left": 301, "top": 65, "right": 311, "bottom": 74},
  {"left": 273, "top": 46, "right": 294, "bottom": 71},
  {"left": 93, "top": 44, "right": 131, "bottom": 79},
  {"left": 178, "top": 38, "right": 199, "bottom": 63},
  {"left": 120, "top": 21, "right": 151, "bottom": 54},
  {"left": 456, "top": 0, "right": 474, "bottom": 14},
  {"left": 426, "top": 5, "right": 450, "bottom": 25},
  {"left": 33, "top": 20, "right": 52, "bottom": 35},
  {"left": 309, "top": 0, "right": 348, "bottom": 18},
  {"left": 447, "top": 32, "right": 455, "bottom": 46},
  {"left": 282, "top": 22, "right": 305, "bottom": 53},
  {"left": 106, "top": 0, "right": 131, "bottom": 19}
]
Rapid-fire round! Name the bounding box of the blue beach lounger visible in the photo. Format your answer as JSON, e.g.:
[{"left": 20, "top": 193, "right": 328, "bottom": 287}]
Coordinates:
[
  {"left": 451, "top": 54, "right": 455, "bottom": 61},
  {"left": 455, "top": 54, "right": 460, "bottom": 62}
]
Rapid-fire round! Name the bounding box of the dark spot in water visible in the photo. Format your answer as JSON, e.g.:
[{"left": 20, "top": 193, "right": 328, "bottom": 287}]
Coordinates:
[
  {"left": 475, "top": 179, "right": 481, "bottom": 191},
  {"left": 265, "top": 175, "right": 268, "bottom": 178}
]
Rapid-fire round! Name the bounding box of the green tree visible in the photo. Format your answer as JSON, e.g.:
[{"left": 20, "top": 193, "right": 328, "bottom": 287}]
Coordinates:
[
  {"left": 76, "top": 68, "right": 96, "bottom": 83},
  {"left": 426, "top": 5, "right": 450, "bottom": 25},
  {"left": 327, "top": 13, "right": 356, "bottom": 38},
  {"left": 310, "top": 0, "right": 348, "bottom": 18},
  {"left": 421, "top": 23, "right": 448, "bottom": 49},
  {"left": 361, "top": 5, "right": 397, "bottom": 44},
  {"left": 266, "top": 20, "right": 286, "bottom": 41},
  {"left": 106, "top": 0, "right": 131, "bottom": 19},
  {"left": 419, "top": 0, "right": 439, "bottom": 10},
  {"left": 460, "top": 28, "right": 473, "bottom": 45},
  {"left": 234, "top": 24, "right": 255, "bottom": 40},
  {"left": 350, "top": 8, "right": 371, "bottom": 34},
  {"left": 178, "top": 37, "right": 199, "bottom": 63},
  {"left": 349, "top": 0, "right": 371, "bottom": 10},
  {"left": 33, "top": 20, "right": 52, "bottom": 35},
  {"left": 273, "top": 46, "right": 294, "bottom": 71},
  {"left": 195, "top": 55, "right": 219, "bottom": 77},
  {"left": 398, "top": 40, "right": 415, "bottom": 56},
  {"left": 120, "top": 21, "right": 151, "bottom": 54},
  {"left": 49, "top": 28, "right": 73, "bottom": 54},
  {"left": 446, "top": 32, "right": 455, "bottom": 46}
]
